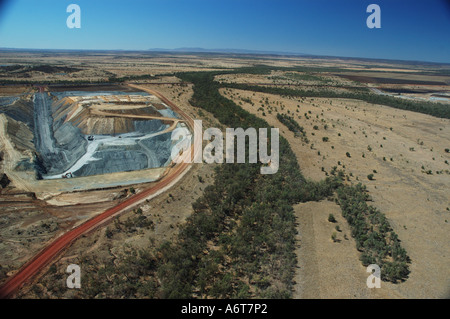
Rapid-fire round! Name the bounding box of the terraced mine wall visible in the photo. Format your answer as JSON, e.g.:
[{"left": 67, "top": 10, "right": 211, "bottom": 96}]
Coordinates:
[
  {"left": 41, "top": 91, "right": 174, "bottom": 179},
  {"left": 33, "top": 92, "right": 88, "bottom": 176}
]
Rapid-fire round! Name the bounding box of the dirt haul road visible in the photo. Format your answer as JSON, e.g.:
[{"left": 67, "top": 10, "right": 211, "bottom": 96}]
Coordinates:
[{"left": 0, "top": 88, "right": 195, "bottom": 298}]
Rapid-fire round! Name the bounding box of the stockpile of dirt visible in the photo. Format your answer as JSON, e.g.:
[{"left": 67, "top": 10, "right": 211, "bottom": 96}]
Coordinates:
[{"left": 0, "top": 97, "right": 35, "bottom": 130}]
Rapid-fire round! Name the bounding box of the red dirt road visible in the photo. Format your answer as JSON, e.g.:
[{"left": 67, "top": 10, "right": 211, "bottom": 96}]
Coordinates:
[{"left": 0, "top": 87, "right": 195, "bottom": 298}]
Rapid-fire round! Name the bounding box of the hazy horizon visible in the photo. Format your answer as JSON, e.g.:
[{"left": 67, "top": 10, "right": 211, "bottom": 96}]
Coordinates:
[
  {"left": 0, "top": 0, "right": 449, "bottom": 63},
  {"left": 1, "top": 46, "right": 450, "bottom": 66}
]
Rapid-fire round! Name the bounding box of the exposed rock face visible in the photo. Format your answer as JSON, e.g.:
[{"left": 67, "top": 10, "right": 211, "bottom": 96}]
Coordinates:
[
  {"left": 134, "top": 119, "right": 166, "bottom": 133},
  {"left": 51, "top": 93, "right": 166, "bottom": 136},
  {"left": 6, "top": 114, "right": 35, "bottom": 153},
  {"left": 33, "top": 93, "right": 88, "bottom": 175},
  {"left": 0, "top": 98, "right": 35, "bottom": 130},
  {"left": 51, "top": 121, "right": 88, "bottom": 174},
  {"left": 74, "top": 149, "right": 148, "bottom": 176},
  {"left": 139, "top": 132, "right": 173, "bottom": 167},
  {"left": 0, "top": 107, "right": 37, "bottom": 179}
]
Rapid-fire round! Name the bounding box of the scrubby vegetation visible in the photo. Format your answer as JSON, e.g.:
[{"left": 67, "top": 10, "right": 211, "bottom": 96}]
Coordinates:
[
  {"left": 153, "top": 70, "right": 342, "bottom": 298},
  {"left": 336, "top": 184, "right": 411, "bottom": 282},
  {"left": 222, "top": 80, "right": 450, "bottom": 119},
  {"left": 328, "top": 214, "right": 337, "bottom": 223},
  {"left": 153, "top": 69, "right": 411, "bottom": 295}
]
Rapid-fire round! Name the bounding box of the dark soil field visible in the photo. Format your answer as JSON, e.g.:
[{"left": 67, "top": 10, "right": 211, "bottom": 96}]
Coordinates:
[{"left": 338, "top": 74, "right": 447, "bottom": 85}]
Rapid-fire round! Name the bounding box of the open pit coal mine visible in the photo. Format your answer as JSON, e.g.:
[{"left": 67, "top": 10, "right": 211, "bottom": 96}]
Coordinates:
[{"left": 0, "top": 89, "right": 179, "bottom": 182}]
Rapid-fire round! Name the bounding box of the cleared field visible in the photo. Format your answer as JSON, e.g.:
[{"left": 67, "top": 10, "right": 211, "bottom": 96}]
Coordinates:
[
  {"left": 293, "top": 200, "right": 397, "bottom": 298},
  {"left": 337, "top": 72, "right": 449, "bottom": 85},
  {"left": 340, "top": 74, "right": 448, "bottom": 85}
]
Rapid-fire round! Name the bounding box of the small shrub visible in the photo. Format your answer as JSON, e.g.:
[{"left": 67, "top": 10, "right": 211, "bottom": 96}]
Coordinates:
[
  {"left": 331, "top": 232, "right": 338, "bottom": 242},
  {"left": 328, "top": 214, "right": 337, "bottom": 223}
]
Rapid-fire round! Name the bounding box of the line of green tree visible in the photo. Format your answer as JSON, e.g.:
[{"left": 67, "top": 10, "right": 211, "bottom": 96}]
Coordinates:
[
  {"left": 276, "top": 113, "right": 307, "bottom": 140},
  {"left": 153, "top": 70, "right": 346, "bottom": 298},
  {"left": 108, "top": 74, "right": 157, "bottom": 82},
  {"left": 0, "top": 74, "right": 159, "bottom": 85},
  {"left": 336, "top": 183, "right": 411, "bottom": 282},
  {"left": 148, "top": 69, "right": 411, "bottom": 297}
]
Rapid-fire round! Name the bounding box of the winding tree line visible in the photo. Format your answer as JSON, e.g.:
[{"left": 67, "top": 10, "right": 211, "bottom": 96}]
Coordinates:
[
  {"left": 154, "top": 69, "right": 410, "bottom": 299},
  {"left": 136, "top": 69, "right": 410, "bottom": 298},
  {"left": 154, "top": 71, "right": 338, "bottom": 298}
]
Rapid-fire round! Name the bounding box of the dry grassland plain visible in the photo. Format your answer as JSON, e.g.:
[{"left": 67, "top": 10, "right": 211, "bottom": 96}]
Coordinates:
[{"left": 220, "top": 86, "right": 449, "bottom": 298}]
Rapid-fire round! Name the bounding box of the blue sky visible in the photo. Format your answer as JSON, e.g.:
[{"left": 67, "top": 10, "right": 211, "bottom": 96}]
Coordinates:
[{"left": 0, "top": 0, "right": 449, "bottom": 63}]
